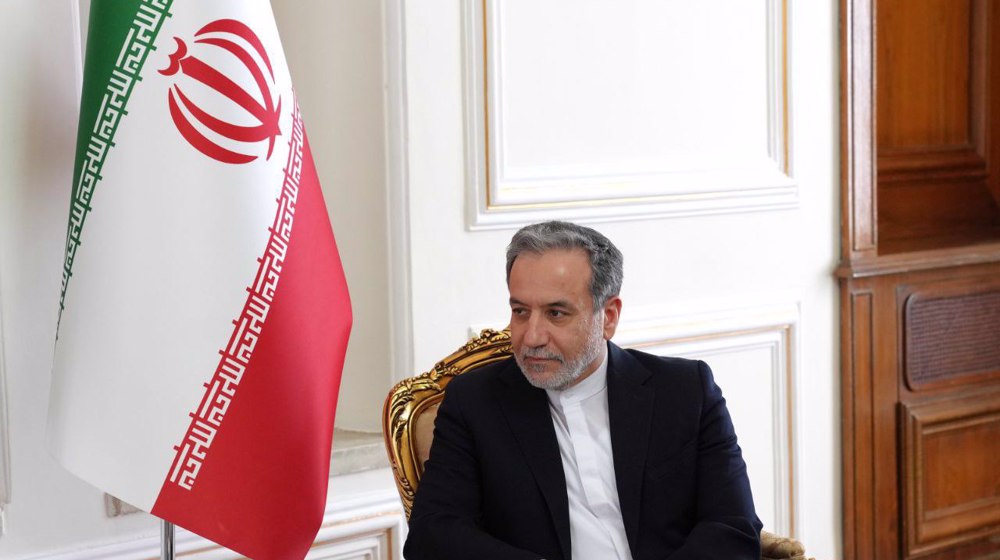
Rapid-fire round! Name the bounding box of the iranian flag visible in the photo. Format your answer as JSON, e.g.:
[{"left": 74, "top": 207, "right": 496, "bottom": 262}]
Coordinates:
[{"left": 47, "top": 1, "right": 352, "bottom": 559}]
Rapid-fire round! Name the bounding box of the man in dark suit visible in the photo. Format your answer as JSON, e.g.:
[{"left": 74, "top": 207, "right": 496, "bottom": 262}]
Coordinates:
[{"left": 405, "top": 221, "right": 761, "bottom": 560}]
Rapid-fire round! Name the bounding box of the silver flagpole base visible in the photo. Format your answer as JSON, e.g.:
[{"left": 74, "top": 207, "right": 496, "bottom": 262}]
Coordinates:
[{"left": 161, "top": 520, "right": 175, "bottom": 560}]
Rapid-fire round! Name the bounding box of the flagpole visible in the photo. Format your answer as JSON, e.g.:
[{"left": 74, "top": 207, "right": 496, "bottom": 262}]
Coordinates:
[{"left": 161, "top": 520, "right": 175, "bottom": 560}]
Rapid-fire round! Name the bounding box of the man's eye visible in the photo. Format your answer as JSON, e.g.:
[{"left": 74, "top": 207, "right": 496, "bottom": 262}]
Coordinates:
[
  {"left": 548, "top": 309, "right": 565, "bottom": 318},
  {"left": 511, "top": 308, "right": 527, "bottom": 316}
]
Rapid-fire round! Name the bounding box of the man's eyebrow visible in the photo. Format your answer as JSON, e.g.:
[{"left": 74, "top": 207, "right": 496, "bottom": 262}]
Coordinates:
[{"left": 508, "top": 298, "right": 574, "bottom": 309}]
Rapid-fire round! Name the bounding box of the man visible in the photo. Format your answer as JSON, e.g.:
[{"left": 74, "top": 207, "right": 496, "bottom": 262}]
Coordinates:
[{"left": 404, "top": 221, "right": 761, "bottom": 560}]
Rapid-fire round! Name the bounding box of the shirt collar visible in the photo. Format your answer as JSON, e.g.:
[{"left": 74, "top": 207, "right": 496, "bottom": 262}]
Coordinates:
[{"left": 546, "top": 347, "right": 609, "bottom": 408}]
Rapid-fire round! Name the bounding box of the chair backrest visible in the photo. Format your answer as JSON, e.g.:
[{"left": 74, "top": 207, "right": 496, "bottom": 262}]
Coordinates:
[{"left": 382, "top": 328, "right": 512, "bottom": 519}]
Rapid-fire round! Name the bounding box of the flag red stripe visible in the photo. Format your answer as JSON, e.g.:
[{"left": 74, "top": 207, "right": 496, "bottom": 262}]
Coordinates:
[{"left": 151, "top": 119, "right": 351, "bottom": 560}]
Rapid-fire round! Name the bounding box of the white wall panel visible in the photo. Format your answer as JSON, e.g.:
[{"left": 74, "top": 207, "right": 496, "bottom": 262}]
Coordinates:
[
  {"left": 616, "top": 302, "right": 799, "bottom": 537},
  {"left": 465, "top": 0, "right": 796, "bottom": 228}
]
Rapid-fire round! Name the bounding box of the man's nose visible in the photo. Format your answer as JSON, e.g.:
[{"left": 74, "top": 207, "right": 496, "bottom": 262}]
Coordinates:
[{"left": 522, "top": 314, "right": 549, "bottom": 347}]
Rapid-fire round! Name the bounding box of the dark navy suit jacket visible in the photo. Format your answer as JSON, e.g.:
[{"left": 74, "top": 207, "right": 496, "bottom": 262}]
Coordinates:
[{"left": 404, "top": 342, "right": 762, "bottom": 560}]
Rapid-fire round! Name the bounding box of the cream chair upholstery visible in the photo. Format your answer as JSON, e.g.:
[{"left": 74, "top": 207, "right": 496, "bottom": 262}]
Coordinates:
[{"left": 383, "top": 328, "right": 813, "bottom": 560}]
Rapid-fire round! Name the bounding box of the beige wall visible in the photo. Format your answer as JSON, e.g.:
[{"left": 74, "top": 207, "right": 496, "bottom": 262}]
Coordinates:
[{"left": 273, "top": 0, "right": 392, "bottom": 433}]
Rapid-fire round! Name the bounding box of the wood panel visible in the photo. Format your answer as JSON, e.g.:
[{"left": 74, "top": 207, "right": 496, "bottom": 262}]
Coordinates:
[
  {"left": 839, "top": 265, "right": 1000, "bottom": 559},
  {"left": 879, "top": 180, "right": 1000, "bottom": 245},
  {"left": 902, "top": 391, "right": 1000, "bottom": 557},
  {"left": 877, "top": 0, "right": 979, "bottom": 152},
  {"left": 874, "top": 0, "right": 1000, "bottom": 252},
  {"left": 842, "top": 2, "right": 1000, "bottom": 554}
]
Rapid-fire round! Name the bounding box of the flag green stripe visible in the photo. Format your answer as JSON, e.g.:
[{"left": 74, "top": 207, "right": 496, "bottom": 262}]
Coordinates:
[{"left": 59, "top": 0, "right": 173, "bottom": 329}]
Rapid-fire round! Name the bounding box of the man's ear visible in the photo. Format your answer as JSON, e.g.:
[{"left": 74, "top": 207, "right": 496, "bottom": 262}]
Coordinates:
[{"left": 601, "top": 296, "right": 622, "bottom": 340}]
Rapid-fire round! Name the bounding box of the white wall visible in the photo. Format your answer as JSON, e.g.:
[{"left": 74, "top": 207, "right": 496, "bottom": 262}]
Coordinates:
[
  {"left": 0, "top": 1, "right": 392, "bottom": 557},
  {"left": 787, "top": 4, "right": 842, "bottom": 557},
  {"left": 0, "top": 2, "right": 163, "bottom": 556}
]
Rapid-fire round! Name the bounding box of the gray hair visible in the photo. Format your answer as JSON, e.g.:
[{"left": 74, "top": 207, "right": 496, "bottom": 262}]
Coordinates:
[{"left": 505, "top": 221, "right": 623, "bottom": 310}]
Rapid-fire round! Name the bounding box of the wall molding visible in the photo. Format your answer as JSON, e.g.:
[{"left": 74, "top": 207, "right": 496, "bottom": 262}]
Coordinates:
[
  {"left": 385, "top": 0, "right": 414, "bottom": 382},
  {"left": 0, "top": 248, "right": 9, "bottom": 538},
  {"left": 463, "top": 0, "right": 797, "bottom": 230}
]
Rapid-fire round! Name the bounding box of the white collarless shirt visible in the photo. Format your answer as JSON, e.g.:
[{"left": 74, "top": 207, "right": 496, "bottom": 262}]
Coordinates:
[{"left": 545, "top": 353, "right": 633, "bottom": 560}]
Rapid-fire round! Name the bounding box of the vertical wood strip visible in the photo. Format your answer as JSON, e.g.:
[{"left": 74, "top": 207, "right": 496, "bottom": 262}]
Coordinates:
[
  {"left": 844, "top": 0, "right": 877, "bottom": 255},
  {"left": 849, "top": 290, "right": 875, "bottom": 559}
]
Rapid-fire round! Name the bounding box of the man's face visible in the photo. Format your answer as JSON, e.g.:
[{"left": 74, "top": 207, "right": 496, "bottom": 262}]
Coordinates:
[{"left": 508, "top": 249, "right": 620, "bottom": 390}]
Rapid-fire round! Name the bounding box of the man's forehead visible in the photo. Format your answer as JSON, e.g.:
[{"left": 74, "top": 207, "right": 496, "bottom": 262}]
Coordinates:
[
  {"left": 508, "top": 249, "right": 592, "bottom": 308},
  {"left": 510, "top": 250, "right": 590, "bottom": 279}
]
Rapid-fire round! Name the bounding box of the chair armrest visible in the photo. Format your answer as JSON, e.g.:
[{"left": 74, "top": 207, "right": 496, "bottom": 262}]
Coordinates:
[{"left": 761, "top": 530, "right": 813, "bottom": 560}]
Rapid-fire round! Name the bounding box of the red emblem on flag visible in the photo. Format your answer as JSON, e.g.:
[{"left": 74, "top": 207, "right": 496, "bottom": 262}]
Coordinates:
[{"left": 160, "top": 19, "right": 282, "bottom": 164}]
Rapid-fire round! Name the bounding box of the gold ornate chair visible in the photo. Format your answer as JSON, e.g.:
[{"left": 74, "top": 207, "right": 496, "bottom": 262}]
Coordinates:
[{"left": 383, "top": 328, "right": 813, "bottom": 560}]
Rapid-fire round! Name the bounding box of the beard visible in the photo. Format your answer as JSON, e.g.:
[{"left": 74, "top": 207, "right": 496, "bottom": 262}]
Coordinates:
[{"left": 515, "top": 316, "right": 606, "bottom": 391}]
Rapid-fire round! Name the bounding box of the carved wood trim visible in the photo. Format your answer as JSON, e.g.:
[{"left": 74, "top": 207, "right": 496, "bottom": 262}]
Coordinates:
[
  {"left": 843, "top": 289, "right": 876, "bottom": 559},
  {"left": 878, "top": 147, "right": 988, "bottom": 185},
  {"left": 840, "top": 0, "right": 877, "bottom": 260},
  {"left": 836, "top": 241, "right": 1000, "bottom": 279}
]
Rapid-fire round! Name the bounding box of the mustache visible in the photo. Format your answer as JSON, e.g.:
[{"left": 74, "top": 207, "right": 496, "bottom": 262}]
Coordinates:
[{"left": 520, "top": 348, "right": 563, "bottom": 362}]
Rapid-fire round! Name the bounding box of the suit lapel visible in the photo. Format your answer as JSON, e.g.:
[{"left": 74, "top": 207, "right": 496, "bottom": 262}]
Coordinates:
[
  {"left": 607, "top": 343, "right": 654, "bottom": 555},
  {"left": 497, "top": 362, "right": 572, "bottom": 560}
]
